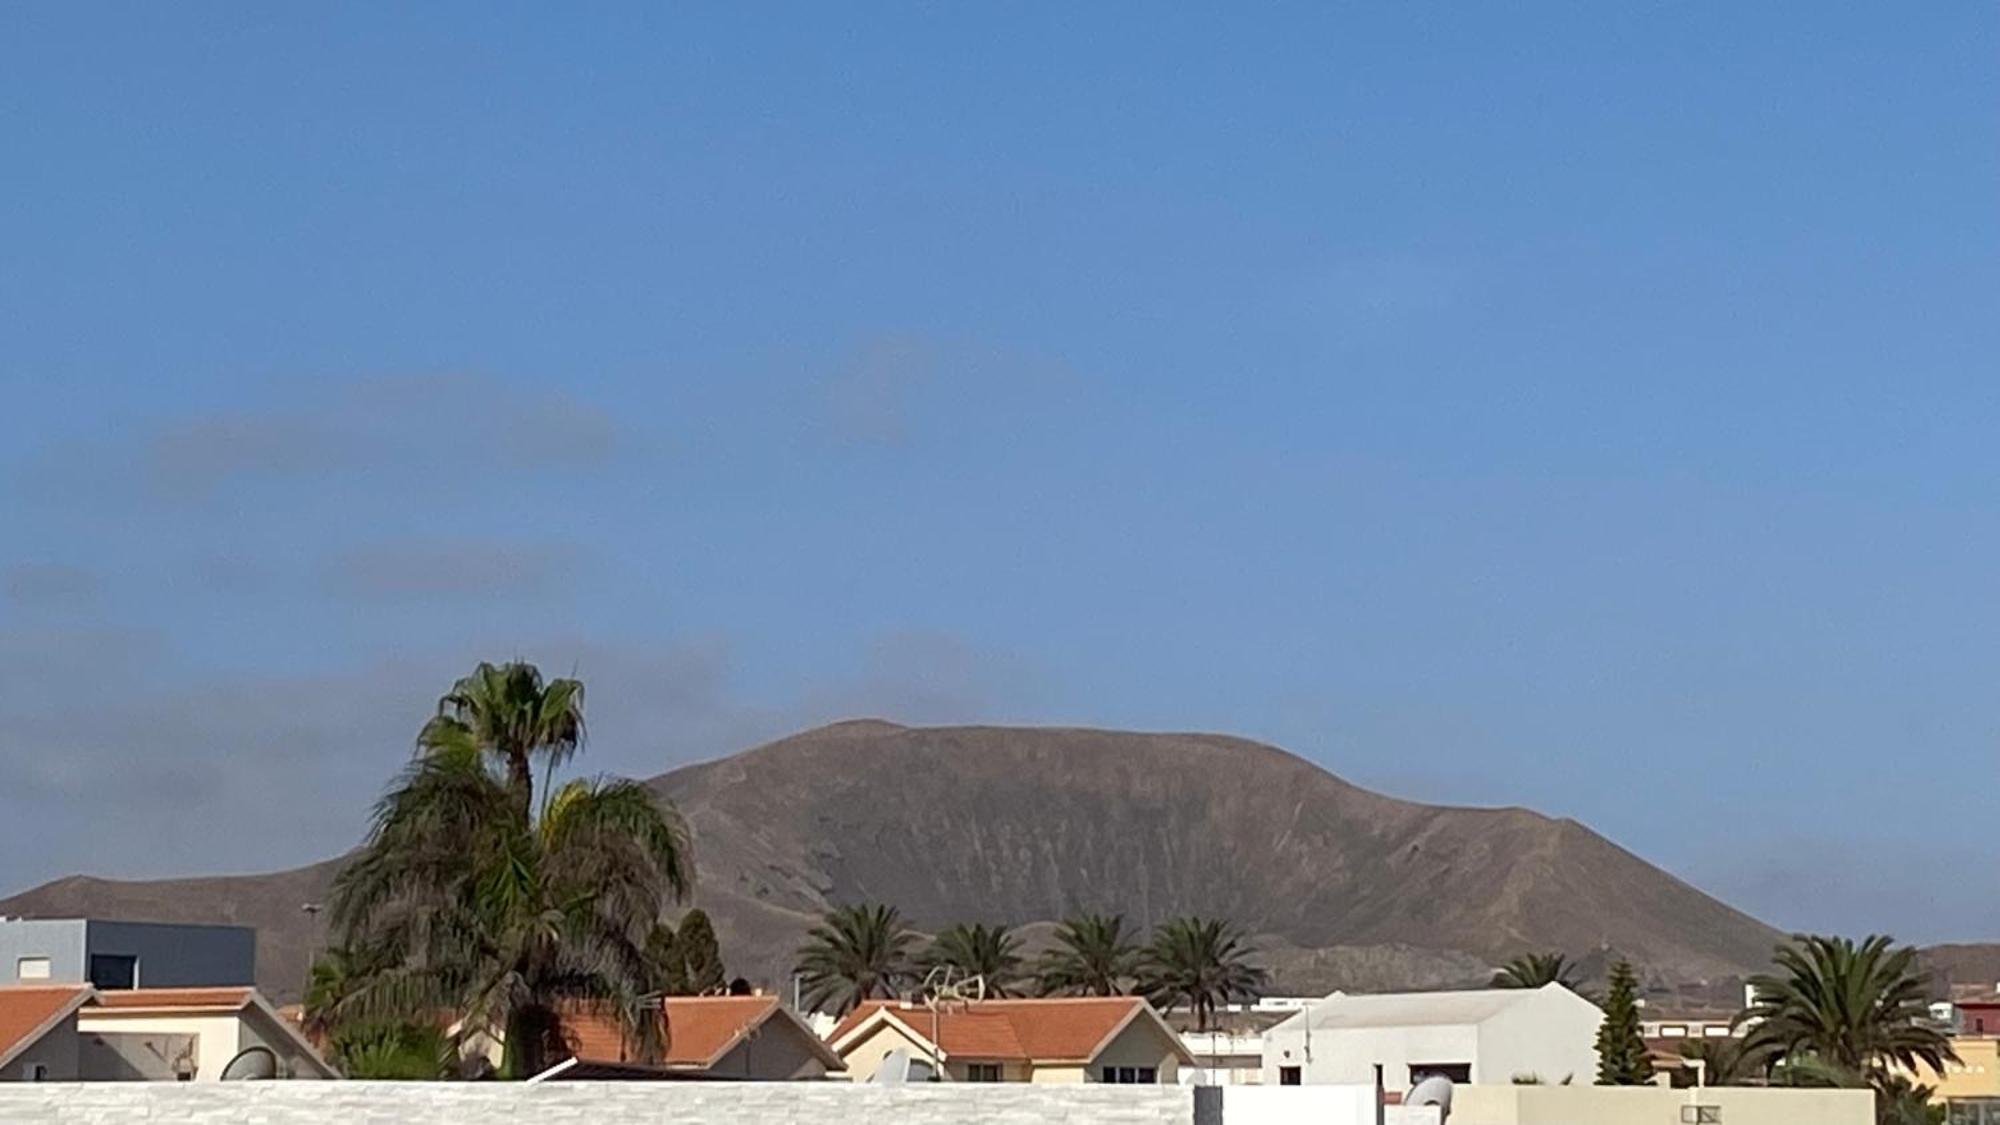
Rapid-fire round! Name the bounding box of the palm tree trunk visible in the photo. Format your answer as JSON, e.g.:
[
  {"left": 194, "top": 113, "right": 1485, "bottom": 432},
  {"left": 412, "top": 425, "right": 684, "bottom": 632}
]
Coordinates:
[{"left": 506, "top": 752, "right": 535, "bottom": 818}]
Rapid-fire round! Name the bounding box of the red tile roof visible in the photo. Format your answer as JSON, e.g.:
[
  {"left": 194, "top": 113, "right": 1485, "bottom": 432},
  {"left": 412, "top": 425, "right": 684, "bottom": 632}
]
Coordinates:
[
  {"left": 829, "top": 997, "right": 1171, "bottom": 1064},
  {"left": 88, "top": 988, "right": 254, "bottom": 1011},
  {"left": 562, "top": 996, "right": 839, "bottom": 1071},
  {"left": 0, "top": 985, "right": 93, "bottom": 1068}
]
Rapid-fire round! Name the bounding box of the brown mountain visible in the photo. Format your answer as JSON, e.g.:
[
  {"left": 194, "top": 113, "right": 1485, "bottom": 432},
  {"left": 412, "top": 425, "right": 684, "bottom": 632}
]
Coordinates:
[{"left": 0, "top": 720, "right": 1783, "bottom": 1002}]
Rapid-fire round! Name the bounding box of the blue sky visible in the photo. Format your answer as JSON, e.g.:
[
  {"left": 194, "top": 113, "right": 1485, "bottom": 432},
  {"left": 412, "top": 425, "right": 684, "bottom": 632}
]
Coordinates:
[{"left": 2, "top": 4, "right": 1996, "bottom": 941}]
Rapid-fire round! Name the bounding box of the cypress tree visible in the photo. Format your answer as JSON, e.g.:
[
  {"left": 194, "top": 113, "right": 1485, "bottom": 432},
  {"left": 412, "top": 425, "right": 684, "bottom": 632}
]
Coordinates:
[
  {"left": 676, "top": 909, "right": 727, "bottom": 995},
  {"left": 1595, "top": 960, "right": 1654, "bottom": 1085}
]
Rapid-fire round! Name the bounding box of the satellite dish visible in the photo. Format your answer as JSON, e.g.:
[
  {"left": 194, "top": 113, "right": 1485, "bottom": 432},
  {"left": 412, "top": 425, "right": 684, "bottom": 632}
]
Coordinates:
[
  {"left": 869, "top": 1047, "right": 937, "bottom": 1084},
  {"left": 219, "top": 1046, "right": 280, "bottom": 1081},
  {"left": 872, "top": 1047, "right": 912, "bottom": 1084},
  {"left": 1407, "top": 1075, "right": 1453, "bottom": 1118}
]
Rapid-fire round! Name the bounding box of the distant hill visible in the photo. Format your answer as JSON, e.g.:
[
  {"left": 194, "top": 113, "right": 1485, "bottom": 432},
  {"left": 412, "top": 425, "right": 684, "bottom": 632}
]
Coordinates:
[
  {"left": 0, "top": 720, "right": 1785, "bottom": 1002},
  {"left": 1922, "top": 943, "right": 2000, "bottom": 998}
]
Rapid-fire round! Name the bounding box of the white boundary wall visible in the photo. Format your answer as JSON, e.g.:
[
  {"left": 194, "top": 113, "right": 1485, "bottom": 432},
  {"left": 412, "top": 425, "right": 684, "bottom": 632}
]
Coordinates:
[
  {"left": 0, "top": 1081, "right": 1873, "bottom": 1124},
  {"left": 0, "top": 1081, "right": 1402, "bottom": 1125}
]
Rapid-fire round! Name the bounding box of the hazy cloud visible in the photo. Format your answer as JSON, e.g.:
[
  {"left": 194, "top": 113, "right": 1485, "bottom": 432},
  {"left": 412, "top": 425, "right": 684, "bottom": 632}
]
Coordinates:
[
  {"left": 1686, "top": 835, "right": 2000, "bottom": 943},
  {"left": 822, "top": 335, "right": 939, "bottom": 448},
  {"left": 144, "top": 413, "right": 349, "bottom": 498},
  {"left": 0, "top": 628, "right": 1054, "bottom": 895},
  {"left": 325, "top": 541, "right": 586, "bottom": 602},
  {"left": 814, "top": 334, "right": 1086, "bottom": 452},
  {"left": 3, "top": 563, "right": 103, "bottom": 609},
  {"left": 19, "top": 371, "right": 621, "bottom": 505}
]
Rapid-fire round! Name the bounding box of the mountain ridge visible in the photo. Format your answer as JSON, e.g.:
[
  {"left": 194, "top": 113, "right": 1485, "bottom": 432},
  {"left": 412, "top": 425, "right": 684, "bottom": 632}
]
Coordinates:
[{"left": 1, "top": 720, "right": 1781, "bottom": 1002}]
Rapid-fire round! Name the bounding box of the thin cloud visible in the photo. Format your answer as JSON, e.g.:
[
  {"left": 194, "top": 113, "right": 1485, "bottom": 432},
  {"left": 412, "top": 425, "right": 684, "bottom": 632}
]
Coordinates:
[
  {"left": 822, "top": 335, "right": 938, "bottom": 448},
  {"left": 814, "top": 334, "right": 1086, "bottom": 452},
  {"left": 0, "top": 629, "right": 1057, "bottom": 895},
  {"left": 18, "top": 371, "right": 622, "bottom": 505},
  {"left": 3, "top": 563, "right": 103, "bottom": 609},
  {"left": 324, "top": 540, "right": 586, "bottom": 602}
]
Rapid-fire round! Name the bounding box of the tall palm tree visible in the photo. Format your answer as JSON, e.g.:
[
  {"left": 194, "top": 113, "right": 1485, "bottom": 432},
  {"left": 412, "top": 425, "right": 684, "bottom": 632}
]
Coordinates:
[
  {"left": 417, "top": 661, "right": 585, "bottom": 818},
  {"left": 794, "top": 903, "right": 918, "bottom": 1015},
  {"left": 1036, "top": 913, "right": 1140, "bottom": 997},
  {"left": 1492, "top": 952, "right": 1582, "bottom": 991},
  {"left": 326, "top": 664, "right": 692, "bottom": 1079},
  {"left": 1137, "top": 916, "right": 1268, "bottom": 1032},
  {"left": 921, "top": 923, "right": 1024, "bottom": 996},
  {"left": 1739, "top": 934, "right": 1955, "bottom": 1083}
]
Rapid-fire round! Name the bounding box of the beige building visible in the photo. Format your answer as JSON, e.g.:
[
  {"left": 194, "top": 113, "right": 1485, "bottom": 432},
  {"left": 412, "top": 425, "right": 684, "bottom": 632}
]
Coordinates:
[
  {"left": 827, "top": 997, "right": 1192, "bottom": 1084},
  {"left": 76, "top": 987, "right": 335, "bottom": 1080},
  {"left": 1450, "top": 1084, "right": 1873, "bottom": 1125},
  {"left": 2, "top": 985, "right": 333, "bottom": 1081}
]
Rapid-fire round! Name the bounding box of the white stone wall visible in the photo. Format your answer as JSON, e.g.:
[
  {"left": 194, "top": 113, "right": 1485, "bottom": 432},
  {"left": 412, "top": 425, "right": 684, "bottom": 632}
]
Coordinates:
[{"left": 0, "top": 1082, "right": 1198, "bottom": 1125}]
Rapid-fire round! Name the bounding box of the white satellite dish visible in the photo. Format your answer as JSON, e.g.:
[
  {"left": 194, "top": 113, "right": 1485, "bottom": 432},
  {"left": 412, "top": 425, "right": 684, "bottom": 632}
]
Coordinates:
[
  {"left": 1407, "top": 1074, "right": 1453, "bottom": 1118},
  {"left": 870, "top": 1047, "right": 935, "bottom": 1084}
]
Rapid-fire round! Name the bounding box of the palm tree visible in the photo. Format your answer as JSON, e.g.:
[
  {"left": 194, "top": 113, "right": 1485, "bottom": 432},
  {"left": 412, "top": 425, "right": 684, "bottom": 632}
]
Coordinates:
[
  {"left": 1137, "top": 916, "right": 1268, "bottom": 1032},
  {"left": 1492, "top": 952, "right": 1582, "bottom": 991},
  {"left": 921, "top": 923, "right": 1024, "bottom": 996},
  {"left": 1673, "top": 1035, "right": 1776, "bottom": 1087},
  {"left": 794, "top": 903, "right": 919, "bottom": 1015},
  {"left": 1739, "top": 934, "right": 1955, "bottom": 1083},
  {"left": 417, "top": 661, "right": 585, "bottom": 818},
  {"left": 326, "top": 664, "right": 692, "bottom": 1079},
  {"left": 1036, "top": 913, "right": 1140, "bottom": 997}
]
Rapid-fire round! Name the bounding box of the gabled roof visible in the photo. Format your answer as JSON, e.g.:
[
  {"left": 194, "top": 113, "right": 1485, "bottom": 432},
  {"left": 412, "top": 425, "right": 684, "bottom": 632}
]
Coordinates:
[
  {"left": 86, "top": 987, "right": 256, "bottom": 1012},
  {"left": 79, "top": 987, "right": 338, "bottom": 1077},
  {"left": 827, "top": 997, "right": 1193, "bottom": 1066},
  {"left": 562, "top": 996, "right": 842, "bottom": 1072},
  {"left": 0, "top": 985, "right": 94, "bottom": 1072},
  {"left": 1277, "top": 983, "right": 1592, "bottom": 1031}
]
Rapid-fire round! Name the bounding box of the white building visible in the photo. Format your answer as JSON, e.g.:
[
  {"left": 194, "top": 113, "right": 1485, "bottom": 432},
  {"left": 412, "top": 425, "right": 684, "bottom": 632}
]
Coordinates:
[
  {"left": 1261, "top": 984, "right": 1601, "bottom": 1089},
  {"left": 1180, "top": 1029, "right": 1266, "bottom": 1085}
]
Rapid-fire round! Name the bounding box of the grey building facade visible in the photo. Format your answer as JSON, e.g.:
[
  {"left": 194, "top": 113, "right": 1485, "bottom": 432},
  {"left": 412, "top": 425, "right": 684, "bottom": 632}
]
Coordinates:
[{"left": 0, "top": 919, "right": 255, "bottom": 990}]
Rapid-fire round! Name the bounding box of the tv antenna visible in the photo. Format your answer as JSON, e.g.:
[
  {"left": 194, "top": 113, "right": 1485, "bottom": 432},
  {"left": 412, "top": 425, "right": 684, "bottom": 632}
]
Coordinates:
[{"left": 915, "top": 966, "right": 988, "bottom": 1081}]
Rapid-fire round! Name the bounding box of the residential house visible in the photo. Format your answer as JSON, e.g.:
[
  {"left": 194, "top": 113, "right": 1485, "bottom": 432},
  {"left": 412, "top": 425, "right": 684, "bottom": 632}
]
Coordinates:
[
  {"left": 0, "top": 919, "right": 255, "bottom": 991},
  {"left": 0, "top": 985, "right": 93, "bottom": 1081},
  {"left": 76, "top": 987, "right": 336, "bottom": 1080},
  {"left": 1261, "top": 984, "right": 1602, "bottom": 1089},
  {"left": 545, "top": 996, "right": 844, "bottom": 1080},
  {"left": 1170, "top": 1006, "right": 1299, "bottom": 1086},
  {"left": 827, "top": 996, "right": 1193, "bottom": 1084},
  {"left": 1906, "top": 996, "right": 2000, "bottom": 1121},
  {"left": 1639, "top": 1006, "right": 1742, "bottom": 1075},
  {"left": 2, "top": 984, "right": 332, "bottom": 1081}
]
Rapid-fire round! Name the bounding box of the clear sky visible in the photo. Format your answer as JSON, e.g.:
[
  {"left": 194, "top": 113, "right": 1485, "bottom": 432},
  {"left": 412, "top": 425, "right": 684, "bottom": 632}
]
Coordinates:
[{"left": 2, "top": 5, "right": 1996, "bottom": 942}]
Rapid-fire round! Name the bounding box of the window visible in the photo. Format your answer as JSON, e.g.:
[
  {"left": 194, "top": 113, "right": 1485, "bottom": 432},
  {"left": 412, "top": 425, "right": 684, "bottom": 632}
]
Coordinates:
[
  {"left": 965, "top": 1063, "right": 1002, "bottom": 1082},
  {"left": 15, "top": 957, "right": 51, "bottom": 981},
  {"left": 27, "top": 1063, "right": 49, "bottom": 1082},
  {"left": 1099, "top": 1066, "right": 1158, "bottom": 1084},
  {"left": 88, "top": 954, "right": 138, "bottom": 990},
  {"left": 1279, "top": 1066, "right": 1302, "bottom": 1086},
  {"left": 1411, "top": 1063, "right": 1472, "bottom": 1085}
]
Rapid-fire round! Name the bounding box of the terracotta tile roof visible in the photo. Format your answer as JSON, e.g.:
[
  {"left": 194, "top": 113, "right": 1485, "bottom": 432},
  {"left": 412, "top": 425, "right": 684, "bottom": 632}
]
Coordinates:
[
  {"left": 562, "top": 996, "right": 840, "bottom": 1071},
  {"left": 87, "top": 987, "right": 254, "bottom": 1011},
  {"left": 829, "top": 997, "right": 1167, "bottom": 1064},
  {"left": 0, "top": 985, "right": 93, "bottom": 1069}
]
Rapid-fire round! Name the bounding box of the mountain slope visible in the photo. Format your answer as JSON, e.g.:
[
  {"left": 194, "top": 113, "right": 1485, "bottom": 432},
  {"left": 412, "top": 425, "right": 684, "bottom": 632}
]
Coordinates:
[
  {"left": 650, "top": 721, "right": 1780, "bottom": 988},
  {"left": 0, "top": 720, "right": 1781, "bottom": 1001}
]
